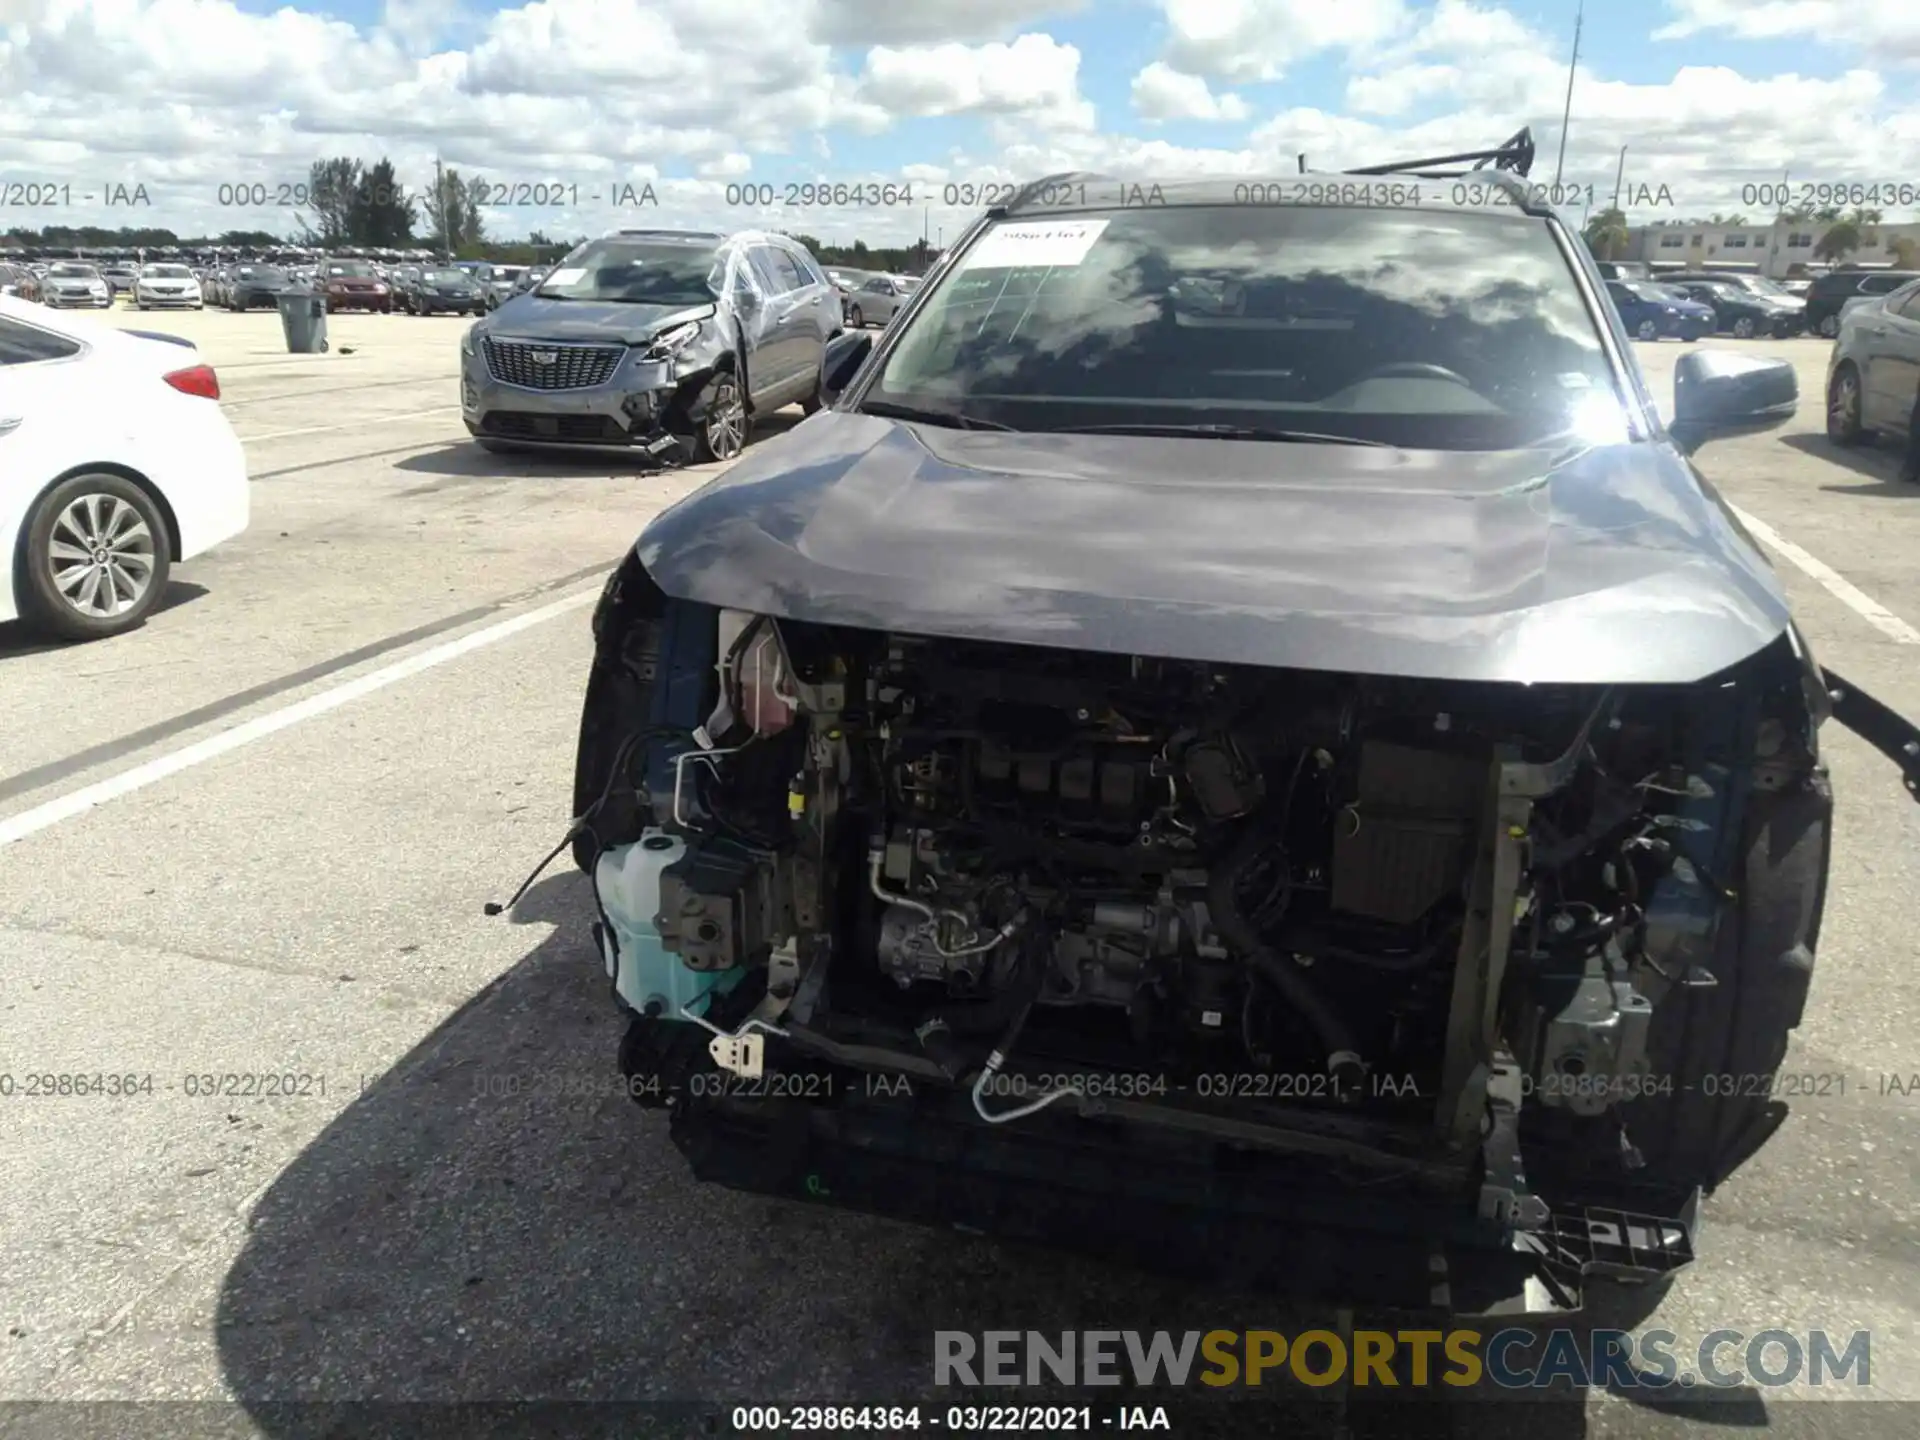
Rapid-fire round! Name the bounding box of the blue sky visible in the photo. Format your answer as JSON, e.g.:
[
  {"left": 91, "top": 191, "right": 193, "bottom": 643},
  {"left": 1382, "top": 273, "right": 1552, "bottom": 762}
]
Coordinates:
[{"left": 5, "top": 0, "right": 1914, "bottom": 240}]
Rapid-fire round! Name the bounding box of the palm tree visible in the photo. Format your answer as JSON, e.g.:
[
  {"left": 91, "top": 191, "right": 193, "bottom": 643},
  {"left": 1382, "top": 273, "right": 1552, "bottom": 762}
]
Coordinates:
[
  {"left": 1582, "top": 206, "right": 1629, "bottom": 261},
  {"left": 1815, "top": 220, "right": 1862, "bottom": 263}
]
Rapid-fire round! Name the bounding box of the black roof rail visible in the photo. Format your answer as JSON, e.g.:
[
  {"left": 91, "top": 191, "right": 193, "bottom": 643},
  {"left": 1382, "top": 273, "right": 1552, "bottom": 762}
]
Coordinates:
[
  {"left": 1344, "top": 126, "right": 1536, "bottom": 180},
  {"left": 994, "top": 172, "right": 1116, "bottom": 216}
]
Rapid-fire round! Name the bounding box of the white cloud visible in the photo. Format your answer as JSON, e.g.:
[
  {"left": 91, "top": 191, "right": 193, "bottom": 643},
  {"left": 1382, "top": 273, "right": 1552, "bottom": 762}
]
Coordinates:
[
  {"left": 1655, "top": 0, "right": 1920, "bottom": 58},
  {"left": 1130, "top": 62, "right": 1250, "bottom": 122},
  {"left": 1159, "top": 0, "right": 1410, "bottom": 83},
  {"left": 3, "top": 0, "right": 1920, "bottom": 246},
  {"left": 854, "top": 34, "right": 1093, "bottom": 129},
  {"left": 809, "top": 0, "right": 1087, "bottom": 45}
]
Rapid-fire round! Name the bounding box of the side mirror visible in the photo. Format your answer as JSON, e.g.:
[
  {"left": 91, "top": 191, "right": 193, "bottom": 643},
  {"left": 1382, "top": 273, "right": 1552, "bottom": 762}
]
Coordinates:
[
  {"left": 735, "top": 287, "right": 760, "bottom": 315},
  {"left": 821, "top": 330, "right": 873, "bottom": 407},
  {"left": 1670, "top": 350, "right": 1797, "bottom": 456}
]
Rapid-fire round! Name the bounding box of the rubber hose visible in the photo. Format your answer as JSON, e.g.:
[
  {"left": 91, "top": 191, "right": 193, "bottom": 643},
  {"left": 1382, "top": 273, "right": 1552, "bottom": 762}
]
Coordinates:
[{"left": 1208, "top": 828, "right": 1366, "bottom": 1088}]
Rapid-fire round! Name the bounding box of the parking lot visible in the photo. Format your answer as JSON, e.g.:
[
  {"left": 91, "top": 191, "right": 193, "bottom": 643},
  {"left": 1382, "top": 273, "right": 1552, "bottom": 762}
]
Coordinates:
[{"left": 2, "top": 310, "right": 1917, "bottom": 1438}]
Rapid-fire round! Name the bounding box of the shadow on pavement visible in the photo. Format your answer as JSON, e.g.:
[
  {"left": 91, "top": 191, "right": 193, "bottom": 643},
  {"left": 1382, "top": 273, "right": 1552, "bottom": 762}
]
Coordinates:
[
  {"left": 215, "top": 871, "right": 1817, "bottom": 1438},
  {"left": 1780, "top": 433, "right": 1913, "bottom": 494},
  {"left": 0, "top": 581, "right": 208, "bottom": 660}
]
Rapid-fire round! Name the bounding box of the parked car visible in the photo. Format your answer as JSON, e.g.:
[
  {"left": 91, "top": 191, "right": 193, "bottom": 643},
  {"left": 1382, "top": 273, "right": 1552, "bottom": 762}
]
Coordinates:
[
  {"left": 844, "top": 272, "right": 921, "bottom": 328},
  {"left": 0, "top": 295, "right": 249, "bottom": 640},
  {"left": 1825, "top": 277, "right": 1920, "bottom": 458},
  {"left": 100, "top": 264, "right": 140, "bottom": 297},
  {"left": 399, "top": 266, "right": 488, "bottom": 315},
  {"left": 1805, "top": 269, "right": 1920, "bottom": 339},
  {"left": 460, "top": 227, "right": 839, "bottom": 461},
  {"left": 826, "top": 267, "right": 877, "bottom": 322},
  {"left": 1661, "top": 272, "right": 1808, "bottom": 334},
  {"left": 0, "top": 263, "right": 40, "bottom": 302},
  {"left": 483, "top": 266, "right": 528, "bottom": 311},
  {"left": 319, "top": 260, "right": 394, "bottom": 313},
  {"left": 39, "top": 262, "right": 113, "bottom": 309},
  {"left": 549, "top": 139, "right": 1920, "bottom": 1315},
  {"left": 133, "top": 263, "right": 204, "bottom": 310},
  {"left": 513, "top": 267, "right": 549, "bottom": 295},
  {"left": 1664, "top": 280, "right": 1796, "bottom": 340},
  {"left": 1594, "top": 260, "right": 1653, "bottom": 280},
  {"left": 223, "top": 265, "right": 297, "bottom": 311},
  {"left": 1603, "top": 279, "right": 1713, "bottom": 341}
]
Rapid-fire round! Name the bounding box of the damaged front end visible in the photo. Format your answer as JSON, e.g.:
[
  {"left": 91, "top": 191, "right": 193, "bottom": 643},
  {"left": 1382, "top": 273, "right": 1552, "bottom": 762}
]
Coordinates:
[{"left": 557, "top": 561, "right": 1872, "bottom": 1314}]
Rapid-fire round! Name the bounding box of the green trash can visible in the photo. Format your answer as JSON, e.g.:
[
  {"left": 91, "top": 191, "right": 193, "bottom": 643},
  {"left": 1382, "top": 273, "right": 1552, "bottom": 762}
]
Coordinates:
[{"left": 277, "top": 290, "right": 329, "bottom": 353}]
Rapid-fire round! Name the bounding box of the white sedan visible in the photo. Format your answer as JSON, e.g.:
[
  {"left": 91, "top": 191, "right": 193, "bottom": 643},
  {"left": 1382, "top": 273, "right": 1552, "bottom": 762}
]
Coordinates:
[
  {"left": 133, "top": 263, "right": 205, "bottom": 309},
  {"left": 0, "top": 296, "right": 249, "bottom": 641}
]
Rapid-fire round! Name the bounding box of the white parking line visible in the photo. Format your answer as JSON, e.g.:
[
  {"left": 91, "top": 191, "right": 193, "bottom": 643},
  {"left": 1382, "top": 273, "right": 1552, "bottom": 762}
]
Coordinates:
[
  {"left": 0, "top": 586, "right": 599, "bottom": 850},
  {"left": 1729, "top": 503, "right": 1920, "bottom": 646},
  {"left": 238, "top": 406, "right": 462, "bottom": 443}
]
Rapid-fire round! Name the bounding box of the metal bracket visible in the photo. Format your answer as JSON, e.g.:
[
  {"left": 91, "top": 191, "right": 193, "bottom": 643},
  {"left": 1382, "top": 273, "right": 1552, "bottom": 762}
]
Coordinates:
[
  {"left": 709, "top": 1031, "right": 765, "bottom": 1078},
  {"left": 1824, "top": 669, "right": 1920, "bottom": 802}
]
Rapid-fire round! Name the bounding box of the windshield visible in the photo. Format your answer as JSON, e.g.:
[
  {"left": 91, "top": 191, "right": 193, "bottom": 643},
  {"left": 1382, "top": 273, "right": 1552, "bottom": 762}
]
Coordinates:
[
  {"left": 1745, "top": 276, "right": 1793, "bottom": 297},
  {"left": 425, "top": 269, "right": 470, "bottom": 284},
  {"left": 50, "top": 264, "right": 99, "bottom": 277},
  {"left": 142, "top": 265, "right": 192, "bottom": 278},
  {"left": 867, "top": 206, "right": 1624, "bottom": 450},
  {"left": 897, "top": 275, "right": 922, "bottom": 291},
  {"left": 240, "top": 267, "right": 289, "bottom": 282},
  {"left": 328, "top": 262, "right": 375, "bottom": 277},
  {"left": 535, "top": 238, "right": 721, "bottom": 304},
  {"left": 1621, "top": 283, "right": 1673, "bottom": 303}
]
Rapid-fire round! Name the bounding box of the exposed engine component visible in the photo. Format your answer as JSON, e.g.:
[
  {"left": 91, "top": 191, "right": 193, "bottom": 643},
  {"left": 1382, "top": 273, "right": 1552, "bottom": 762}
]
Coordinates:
[
  {"left": 632, "top": 616, "right": 1714, "bottom": 1131},
  {"left": 655, "top": 840, "right": 784, "bottom": 972}
]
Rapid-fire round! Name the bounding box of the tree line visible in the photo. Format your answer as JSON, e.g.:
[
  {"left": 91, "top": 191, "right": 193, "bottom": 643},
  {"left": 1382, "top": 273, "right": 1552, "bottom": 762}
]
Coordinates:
[{"left": 4, "top": 153, "right": 942, "bottom": 272}]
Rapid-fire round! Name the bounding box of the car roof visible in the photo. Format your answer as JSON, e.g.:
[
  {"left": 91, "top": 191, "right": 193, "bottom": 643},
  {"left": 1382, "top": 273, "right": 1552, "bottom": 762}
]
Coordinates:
[{"left": 993, "top": 170, "right": 1550, "bottom": 220}]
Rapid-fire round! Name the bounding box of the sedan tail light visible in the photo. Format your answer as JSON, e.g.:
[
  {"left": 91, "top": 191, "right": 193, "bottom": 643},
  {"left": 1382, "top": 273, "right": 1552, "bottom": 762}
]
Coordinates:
[{"left": 164, "top": 364, "right": 221, "bottom": 399}]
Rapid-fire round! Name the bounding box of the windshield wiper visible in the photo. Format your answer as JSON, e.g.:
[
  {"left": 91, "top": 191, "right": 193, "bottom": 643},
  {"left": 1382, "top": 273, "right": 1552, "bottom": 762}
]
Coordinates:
[
  {"left": 859, "top": 400, "right": 1014, "bottom": 431},
  {"left": 1045, "top": 421, "right": 1393, "bottom": 447}
]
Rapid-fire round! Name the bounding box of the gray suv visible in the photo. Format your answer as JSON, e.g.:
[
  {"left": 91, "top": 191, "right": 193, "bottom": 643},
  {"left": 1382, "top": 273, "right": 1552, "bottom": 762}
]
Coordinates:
[{"left": 460, "top": 228, "right": 841, "bottom": 462}]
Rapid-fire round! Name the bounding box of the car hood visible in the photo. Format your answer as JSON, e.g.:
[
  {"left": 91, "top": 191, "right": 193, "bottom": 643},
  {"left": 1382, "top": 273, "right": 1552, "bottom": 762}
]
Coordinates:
[
  {"left": 636, "top": 412, "right": 1794, "bottom": 685},
  {"left": 480, "top": 295, "right": 716, "bottom": 341}
]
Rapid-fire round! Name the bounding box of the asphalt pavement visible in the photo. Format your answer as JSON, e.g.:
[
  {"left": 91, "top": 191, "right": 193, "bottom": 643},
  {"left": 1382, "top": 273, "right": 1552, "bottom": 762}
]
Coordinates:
[{"left": 1, "top": 310, "right": 1916, "bottom": 1440}]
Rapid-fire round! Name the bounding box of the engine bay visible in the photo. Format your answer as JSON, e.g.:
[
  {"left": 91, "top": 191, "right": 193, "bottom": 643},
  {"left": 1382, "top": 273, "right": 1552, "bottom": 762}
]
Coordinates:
[{"left": 583, "top": 604, "right": 1751, "bottom": 1189}]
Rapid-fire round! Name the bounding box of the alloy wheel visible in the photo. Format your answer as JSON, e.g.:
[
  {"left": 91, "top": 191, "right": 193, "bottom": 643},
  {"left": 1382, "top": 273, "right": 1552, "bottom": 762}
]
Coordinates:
[
  {"left": 1733, "top": 317, "right": 1755, "bottom": 338},
  {"left": 704, "top": 381, "right": 747, "bottom": 460},
  {"left": 1828, "top": 370, "right": 1861, "bottom": 441},
  {"left": 46, "top": 493, "right": 156, "bottom": 618},
  {"left": 1636, "top": 319, "right": 1658, "bottom": 340}
]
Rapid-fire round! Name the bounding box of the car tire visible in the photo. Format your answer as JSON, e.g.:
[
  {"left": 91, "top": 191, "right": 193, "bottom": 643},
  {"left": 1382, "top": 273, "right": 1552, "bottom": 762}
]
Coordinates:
[
  {"left": 17, "top": 473, "right": 173, "bottom": 643},
  {"left": 1827, "top": 363, "right": 1867, "bottom": 446},
  {"left": 849, "top": 305, "right": 864, "bottom": 329},
  {"left": 1818, "top": 314, "right": 1840, "bottom": 338},
  {"left": 1634, "top": 319, "right": 1659, "bottom": 341},
  {"left": 1732, "top": 316, "right": 1756, "bottom": 339},
  {"left": 688, "top": 371, "right": 749, "bottom": 462},
  {"left": 1621, "top": 769, "right": 1830, "bottom": 1194}
]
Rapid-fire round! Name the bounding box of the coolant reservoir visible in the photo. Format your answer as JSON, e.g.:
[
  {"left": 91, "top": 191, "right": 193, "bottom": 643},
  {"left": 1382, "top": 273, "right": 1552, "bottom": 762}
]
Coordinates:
[{"left": 594, "top": 829, "right": 743, "bottom": 1020}]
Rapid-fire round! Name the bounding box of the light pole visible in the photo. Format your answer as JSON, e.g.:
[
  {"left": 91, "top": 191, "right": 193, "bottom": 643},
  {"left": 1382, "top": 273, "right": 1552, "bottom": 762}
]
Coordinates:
[{"left": 1552, "top": 0, "right": 1584, "bottom": 189}]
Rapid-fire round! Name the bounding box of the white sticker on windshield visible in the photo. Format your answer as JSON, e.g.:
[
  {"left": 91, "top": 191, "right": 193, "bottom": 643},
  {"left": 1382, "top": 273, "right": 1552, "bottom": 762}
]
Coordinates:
[
  {"left": 960, "top": 219, "right": 1110, "bottom": 270},
  {"left": 543, "top": 267, "right": 586, "bottom": 286}
]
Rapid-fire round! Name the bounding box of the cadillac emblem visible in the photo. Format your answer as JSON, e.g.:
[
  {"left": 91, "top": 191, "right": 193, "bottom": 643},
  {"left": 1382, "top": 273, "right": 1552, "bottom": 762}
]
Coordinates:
[{"left": 531, "top": 349, "right": 558, "bottom": 365}]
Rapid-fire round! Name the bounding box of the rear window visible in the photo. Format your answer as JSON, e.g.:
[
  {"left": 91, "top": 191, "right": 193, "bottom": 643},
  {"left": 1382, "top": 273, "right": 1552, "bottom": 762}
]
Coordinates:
[{"left": 869, "top": 205, "right": 1622, "bottom": 451}]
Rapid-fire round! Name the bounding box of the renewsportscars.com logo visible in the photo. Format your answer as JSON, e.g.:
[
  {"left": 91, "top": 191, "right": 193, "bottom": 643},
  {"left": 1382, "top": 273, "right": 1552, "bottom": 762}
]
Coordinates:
[{"left": 934, "top": 1328, "right": 1872, "bottom": 1391}]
